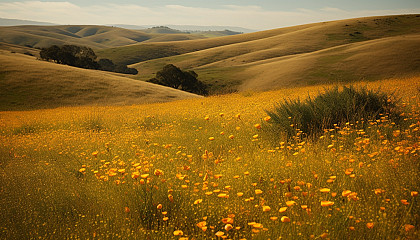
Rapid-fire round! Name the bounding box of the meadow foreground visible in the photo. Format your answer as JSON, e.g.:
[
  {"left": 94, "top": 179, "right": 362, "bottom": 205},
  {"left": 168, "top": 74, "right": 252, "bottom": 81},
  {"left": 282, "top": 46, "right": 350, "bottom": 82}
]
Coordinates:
[{"left": 0, "top": 77, "right": 419, "bottom": 239}]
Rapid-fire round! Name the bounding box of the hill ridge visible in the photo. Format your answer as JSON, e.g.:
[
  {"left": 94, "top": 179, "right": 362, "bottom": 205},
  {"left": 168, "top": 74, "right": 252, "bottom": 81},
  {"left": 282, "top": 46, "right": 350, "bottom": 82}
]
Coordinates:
[{"left": 0, "top": 51, "right": 200, "bottom": 111}]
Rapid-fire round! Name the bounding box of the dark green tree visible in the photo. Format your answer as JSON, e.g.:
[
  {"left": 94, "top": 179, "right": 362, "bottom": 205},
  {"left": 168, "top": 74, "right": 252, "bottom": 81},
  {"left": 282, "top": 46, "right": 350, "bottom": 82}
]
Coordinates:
[
  {"left": 40, "top": 45, "right": 137, "bottom": 74},
  {"left": 147, "top": 64, "right": 208, "bottom": 95},
  {"left": 39, "top": 45, "right": 61, "bottom": 62},
  {"left": 98, "top": 58, "right": 116, "bottom": 71}
]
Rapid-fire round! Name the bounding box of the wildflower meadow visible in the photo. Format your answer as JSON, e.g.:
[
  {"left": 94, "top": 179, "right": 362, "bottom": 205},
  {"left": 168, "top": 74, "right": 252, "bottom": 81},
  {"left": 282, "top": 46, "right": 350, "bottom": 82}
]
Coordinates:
[{"left": 0, "top": 78, "right": 419, "bottom": 239}]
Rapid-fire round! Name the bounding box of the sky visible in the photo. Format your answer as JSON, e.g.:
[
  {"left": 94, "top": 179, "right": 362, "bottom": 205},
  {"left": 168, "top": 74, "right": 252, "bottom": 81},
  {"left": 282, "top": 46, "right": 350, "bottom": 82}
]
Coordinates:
[{"left": 0, "top": 0, "right": 419, "bottom": 30}]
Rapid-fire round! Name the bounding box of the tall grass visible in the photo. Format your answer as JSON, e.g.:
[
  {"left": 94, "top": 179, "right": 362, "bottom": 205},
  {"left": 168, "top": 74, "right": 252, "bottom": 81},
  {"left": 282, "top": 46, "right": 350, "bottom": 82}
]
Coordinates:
[
  {"left": 0, "top": 79, "right": 419, "bottom": 239},
  {"left": 265, "top": 86, "right": 399, "bottom": 139}
]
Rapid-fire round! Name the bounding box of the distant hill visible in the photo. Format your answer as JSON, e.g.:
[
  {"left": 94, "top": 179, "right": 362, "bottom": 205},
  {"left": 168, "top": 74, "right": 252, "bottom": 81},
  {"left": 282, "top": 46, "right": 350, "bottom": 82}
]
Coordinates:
[
  {"left": 191, "top": 30, "right": 243, "bottom": 38},
  {"left": 0, "top": 17, "right": 55, "bottom": 26},
  {"left": 105, "top": 14, "right": 420, "bottom": 93},
  {"left": 1, "top": 15, "right": 419, "bottom": 100},
  {"left": 0, "top": 24, "right": 244, "bottom": 50},
  {"left": 141, "top": 26, "right": 184, "bottom": 34},
  {"left": 110, "top": 24, "right": 255, "bottom": 33},
  {"left": 0, "top": 50, "right": 200, "bottom": 111},
  {"left": 0, "top": 25, "right": 206, "bottom": 49}
]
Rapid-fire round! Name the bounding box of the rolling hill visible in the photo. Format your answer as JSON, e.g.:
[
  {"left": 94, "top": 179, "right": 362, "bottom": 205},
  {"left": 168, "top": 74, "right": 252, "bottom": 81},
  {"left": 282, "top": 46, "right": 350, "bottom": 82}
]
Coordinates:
[
  {"left": 0, "top": 25, "right": 246, "bottom": 50},
  {"left": 0, "top": 25, "right": 208, "bottom": 49},
  {"left": 103, "top": 14, "right": 419, "bottom": 93},
  {"left": 0, "top": 50, "right": 200, "bottom": 111},
  {"left": 0, "top": 14, "right": 419, "bottom": 109}
]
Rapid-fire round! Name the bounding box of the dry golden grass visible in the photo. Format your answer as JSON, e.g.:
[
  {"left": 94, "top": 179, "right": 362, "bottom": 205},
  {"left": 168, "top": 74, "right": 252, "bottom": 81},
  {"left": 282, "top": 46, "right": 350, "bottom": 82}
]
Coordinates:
[
  {"left": 0, "top": 50, "right": 200, "bottom": 111},
  {"left": 0, "top": 76, "right": 419, "bottom": 239},
  {"left": 0, "top": 25, "right": 206, "bottom": 49},
  {"left": 238, "top": 34, "right": 420, "bottom": 91},
  {"left": 123, "top": 15, "right": 420, "bottom": 93},
  {"left": 0, "top": 42, "right": 40, "bottom": 57}
]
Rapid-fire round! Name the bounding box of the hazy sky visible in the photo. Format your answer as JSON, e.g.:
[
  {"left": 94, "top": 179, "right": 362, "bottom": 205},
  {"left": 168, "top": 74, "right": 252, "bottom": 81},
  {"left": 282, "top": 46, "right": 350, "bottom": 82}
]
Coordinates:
[{"left": 0, "top": 0, "right": 419, "bottom": 30}]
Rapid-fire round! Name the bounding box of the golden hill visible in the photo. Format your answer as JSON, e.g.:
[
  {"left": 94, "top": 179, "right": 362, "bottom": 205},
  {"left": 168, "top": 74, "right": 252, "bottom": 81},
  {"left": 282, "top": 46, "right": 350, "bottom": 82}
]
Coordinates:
[
  {"left": 0, "top": 42, "right": 40, "bottom": 57},
  {"left": 238, "top": 34, "right": 420, "bottom": 91},
  {"left": 117, "top": 15, "right": 420, "bottom": 93},
  {"left": 0, "top": 51, "right": 200, "bottom": 111},
  {"left": 101, "top": 15, "right": 420, "bottom": 66},
  {"left": 0, "top": 25, "right": 206, "bottom": 49}
]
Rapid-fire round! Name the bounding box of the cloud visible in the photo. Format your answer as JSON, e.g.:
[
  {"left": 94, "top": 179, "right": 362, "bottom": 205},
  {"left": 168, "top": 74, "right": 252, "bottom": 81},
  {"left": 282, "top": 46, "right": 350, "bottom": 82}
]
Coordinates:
[{"left": 0, "top": 1, "right": 419, "bottom": 29}]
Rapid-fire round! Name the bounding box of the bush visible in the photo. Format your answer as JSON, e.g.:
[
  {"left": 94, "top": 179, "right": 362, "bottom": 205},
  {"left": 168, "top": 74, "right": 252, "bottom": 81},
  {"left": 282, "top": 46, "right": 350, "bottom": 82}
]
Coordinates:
[{"left": 265, "top": 86, "right": 400, "bottom": 139}]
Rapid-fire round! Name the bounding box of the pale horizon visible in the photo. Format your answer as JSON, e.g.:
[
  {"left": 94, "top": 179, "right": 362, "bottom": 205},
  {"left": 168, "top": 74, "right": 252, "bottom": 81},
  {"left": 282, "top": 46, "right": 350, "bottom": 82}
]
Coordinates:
[{"left": 0, "top": 1, "right": 419, "bottom": 30}]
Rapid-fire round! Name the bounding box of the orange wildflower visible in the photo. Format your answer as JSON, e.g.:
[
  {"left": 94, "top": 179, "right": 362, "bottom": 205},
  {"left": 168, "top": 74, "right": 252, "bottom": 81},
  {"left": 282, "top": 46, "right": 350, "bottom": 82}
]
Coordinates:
[
  {"left": 225, "top": 224, "right": 233, "bottom": 231},
  {"left": 404, "top": 224, "right": 415, "bottom": 232},
  {"left": 262, "top": 206, "right": 271, "bottom": 212},
  {"left": 218, "top": 193, "right": 228, "bottom": 198},
  {"left": 154, "top": 169, "right": 163, "bottom": 176},
  {"left": 281, "top": 216, "right": 291, "bottom": 223},
  {"left": 320, "top": 201, "right": 334, "bottom": 207},
  {"left": 222, "top": 217, "right": 234, "bottom": 224},
  {"left": 131, "top": 172, "right": 140, "bottom": 179},
  {"left": 279, "top": 207, "right": 288, "bottom": 213},
  {"left": 342, "top": 190, "right": 352, "bottom": 197}
]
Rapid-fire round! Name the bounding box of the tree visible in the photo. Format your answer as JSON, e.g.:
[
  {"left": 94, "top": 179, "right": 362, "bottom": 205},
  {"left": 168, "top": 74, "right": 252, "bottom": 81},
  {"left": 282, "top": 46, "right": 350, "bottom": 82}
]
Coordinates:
[
  {"left": 40, "top": 45, "right": 137, "bottom": 75},
  {"left": 147, "top": 64, "right": 208, "bottom": 95},
  {"left": 39, "top": 45, "right": 60, "bottom": 62},
  {"left": 40, "top": 45, "right": 97, "bottom": 68},
  {"left": 98, "top": 58, "right": 116, "bottom": 71}
]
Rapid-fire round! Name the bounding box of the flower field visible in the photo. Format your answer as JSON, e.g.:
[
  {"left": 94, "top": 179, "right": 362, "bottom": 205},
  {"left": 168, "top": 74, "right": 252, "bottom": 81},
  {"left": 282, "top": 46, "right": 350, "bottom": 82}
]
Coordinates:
[{"left": 0, "top": 78, "right": 419, "bottom": 239}]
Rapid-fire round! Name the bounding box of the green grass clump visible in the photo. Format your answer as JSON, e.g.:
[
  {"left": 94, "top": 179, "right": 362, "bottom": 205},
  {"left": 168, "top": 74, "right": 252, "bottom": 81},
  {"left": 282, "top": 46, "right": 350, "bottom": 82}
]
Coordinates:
[{"left": 266, "top": 86, "right": 399, "bottom": 138}]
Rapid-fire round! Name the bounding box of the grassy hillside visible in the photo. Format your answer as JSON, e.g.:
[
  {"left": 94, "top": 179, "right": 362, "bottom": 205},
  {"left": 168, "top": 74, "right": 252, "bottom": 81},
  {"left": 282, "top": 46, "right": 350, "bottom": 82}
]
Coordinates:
[
  {"left": 237, "top": 34, "right": 420, "bottom": 91},
  {"left": 0, "top": 50, "right": 200, "bottom": 111},
  {"left": 121, "top": 15, "right": 420, "bottom": 93},
  {"left": 101, "top": 15, "right": 420, "bottom": 66},
  {"left": 0, "top": 42, "right": 40, "bottom": 57},
  {"left": 141, "top": 26, "right": 184, "bottom": 34},
  {"left": 0, "top": 25, "right": 206, "bottom": 49},
  {"left": 1, "top": 77, "right": 418, "bottom": 239},
  {"left": 192, "top": 30, "right": 244, "bottom": 38}
]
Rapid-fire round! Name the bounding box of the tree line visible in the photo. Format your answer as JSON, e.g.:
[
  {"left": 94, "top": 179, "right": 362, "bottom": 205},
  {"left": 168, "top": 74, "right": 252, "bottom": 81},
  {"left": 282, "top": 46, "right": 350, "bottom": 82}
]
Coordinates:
[
  {"left": 40, "top": 45, "right": 208, "bottom": 95},
  {"left": 40, "top": 45, "right": 138, "bottom": 74}
]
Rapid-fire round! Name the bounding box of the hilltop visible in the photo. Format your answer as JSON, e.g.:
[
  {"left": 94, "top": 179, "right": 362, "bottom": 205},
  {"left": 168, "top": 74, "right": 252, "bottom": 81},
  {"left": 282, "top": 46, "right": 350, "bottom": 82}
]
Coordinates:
[
  {"left": 96, "top": 15, "right": 420, "bottom": 93},
  {"left": 0, "top": 24, "right": 247, "bottom": 50},
  {"left": 0, "top": 25, "right": 209, "bottom": 49},
  {"left": 0, "top": 51, "right": 200, "bottom": 111},
  {"left": 0, "top": 15, "right": 419, "bottom": 108}
]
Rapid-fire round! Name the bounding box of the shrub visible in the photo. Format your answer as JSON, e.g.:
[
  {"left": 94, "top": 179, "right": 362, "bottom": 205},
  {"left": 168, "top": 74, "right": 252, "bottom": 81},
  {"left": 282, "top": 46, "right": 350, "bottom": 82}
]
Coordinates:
[{"left": 265, "top": 86, "right": 400, "bottom": 139}]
